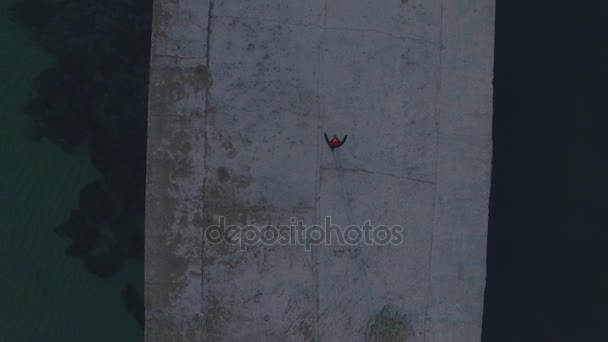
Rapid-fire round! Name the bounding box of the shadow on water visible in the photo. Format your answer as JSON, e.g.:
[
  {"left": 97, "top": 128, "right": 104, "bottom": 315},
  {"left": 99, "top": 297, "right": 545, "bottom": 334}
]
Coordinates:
[
  {"left": 484, "top": 0, "right": 608, "bottom": 340},
  {"left": 8, "top": 0, "right": 151, "bottom": 331}
]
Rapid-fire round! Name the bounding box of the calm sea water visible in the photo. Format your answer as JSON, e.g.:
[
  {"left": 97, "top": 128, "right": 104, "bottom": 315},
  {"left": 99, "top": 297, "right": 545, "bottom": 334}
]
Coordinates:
[
  {"left": 483, "top": 1, "right": 608, "bottom": 341},
  {"left": 0, "top": 0, "right": 143, "bottom": 340}
]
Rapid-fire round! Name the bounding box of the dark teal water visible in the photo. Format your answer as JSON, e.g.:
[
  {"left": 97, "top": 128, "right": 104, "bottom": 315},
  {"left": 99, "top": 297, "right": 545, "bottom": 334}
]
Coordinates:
[
  {"left": 483, "top": 1, "right": 608, "bottom": 340},
  {"left": 1, "top": 0, "right": 147, "bottom": 340}
]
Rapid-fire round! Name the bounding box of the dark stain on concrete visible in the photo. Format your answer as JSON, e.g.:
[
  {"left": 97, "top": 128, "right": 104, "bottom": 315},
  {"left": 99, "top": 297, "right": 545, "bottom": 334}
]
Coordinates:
[
  {"left": 148, "top": 234, "right": 198, "bottom": 284},
  {"left": 150, "top": 64, "right": 204, "bottom": 103},
  {"left": 203, "top": 294, "right": 229, "bottom": 342},
  {"left": 208, "top": 186, "right": 222, "bottom": 203},
  {"left": 281, "top": 311, "right": 315, "bottom": 340},
  {"left": 234, "top": 175, "right": 251, "bottom": 188},
  {"left": 176, "top": 158, "right": 195, "bottom": 179},
  {"left": 333, "top": 246, "right": 362, "bottom": 259},
  {"left": 203, "top": 256, "right": 216, "bottom": 270},
  {"left": 297, "top": 320, "right": 314, "bottom": 340},
  {"left": 207, "top": 168, "right": 250, "bottom": 202},
  {"left": 202, "top": 205, "right": 274, "bottom": 258},
  {"left": 220, "top": 139, "right": 237, "bottom": 159},
  {"left": 178, "top": 210, "right": 189, "bottom": 229},
  {"left": 190, "top": 109, "right": 203, "bottom": 119},
  {"left": 217, "top": 167, "right": 231, "bottom": 183},
  {"left": 205, "top": 178, "right": 232, "bottom": 207},
  {"left": 206, "top": 105, "right": 217, "bottom": 126},
  {"left": 191, "top": 211, "right": 204, "bottom": 230},
  {"left": 169, "top": 125, "right": 192, "bottom": 149},
  {"left": 364, "top": 305, "right": 414, "bottom": 342},
  {"left": 219, "top": 253, "right": 248, "bottom": 271},
  {"left": 194, "top": 64, "right": 213, "bottom": 90},
  {"left": 151, "top": 0, "right": 174, "bottom": 39},
  {"left": 233, "top": 80, "right": 247, "bottom": 89}
]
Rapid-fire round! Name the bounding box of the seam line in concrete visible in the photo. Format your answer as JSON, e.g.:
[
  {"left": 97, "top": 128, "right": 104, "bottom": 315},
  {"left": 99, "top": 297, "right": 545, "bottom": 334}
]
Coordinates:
[
  {"left": 423, "top": 0, "right": 444, "bottom": 341},
  {"left": 311, "top": 4, "right": 326, "bottom": 338},
  {"left": 201, "top": 0, "right": 215, "bottom": 340}
]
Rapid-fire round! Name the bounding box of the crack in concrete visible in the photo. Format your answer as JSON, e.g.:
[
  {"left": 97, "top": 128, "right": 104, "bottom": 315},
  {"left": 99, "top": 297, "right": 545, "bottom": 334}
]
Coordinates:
[
  {"left": 211, "top": 15, "right": 438, "bottom": 46},
  {"left": 322, "top": 166, "right": 435, "bottom": 185},
  {"left": 423, "top": 0, "right": 443, "bottom": 340},
  {"left": 311, "top": 4, "right": 326, "bottom": 338},
  {"left": 201, "top": 0, "right": 215, "bottom": 340}
]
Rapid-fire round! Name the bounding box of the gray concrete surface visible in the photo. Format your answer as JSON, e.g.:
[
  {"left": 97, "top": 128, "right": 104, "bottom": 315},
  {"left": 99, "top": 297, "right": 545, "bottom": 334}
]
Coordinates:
[{"left": 145, "top": 0, "right": 495, "bottom": 340}]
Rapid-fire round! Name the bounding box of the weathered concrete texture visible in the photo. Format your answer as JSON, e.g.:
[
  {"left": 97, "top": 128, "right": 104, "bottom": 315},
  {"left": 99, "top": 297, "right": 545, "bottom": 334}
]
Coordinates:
[
  {"left": 145, "top": 0, "right": 210, "bottom": 339},
  {"left": 145, "top": 0, "right": 494, "bottom": 340}
]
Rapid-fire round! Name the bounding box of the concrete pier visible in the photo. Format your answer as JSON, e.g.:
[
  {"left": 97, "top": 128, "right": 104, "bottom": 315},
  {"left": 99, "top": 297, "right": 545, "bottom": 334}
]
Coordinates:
[{"left": 145, "top": 0, "right": 494, "bottom": 340}]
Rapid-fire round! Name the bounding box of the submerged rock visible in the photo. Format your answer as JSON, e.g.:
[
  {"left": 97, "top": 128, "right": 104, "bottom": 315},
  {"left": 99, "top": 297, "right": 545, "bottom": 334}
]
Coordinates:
[
  {"left": 84, "top": 231, "right": 125, "bottom": 277},
  {"left": 122, "top": 284, "right": 145, "bottom": 329},
  {"left": 79, "top": 181, "right": 113, "bottom": 223},
  {"left": 54, "top": 209, "right": 98, "bottom": 257}
]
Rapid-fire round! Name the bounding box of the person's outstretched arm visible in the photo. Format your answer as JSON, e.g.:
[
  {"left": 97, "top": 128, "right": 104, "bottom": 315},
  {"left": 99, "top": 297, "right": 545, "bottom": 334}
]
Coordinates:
[
  {"left": 324, "top": 132, "right": 332, "bottom": 147},
  {"left": 337, "top": 135, "right": 348, "bottom": 147}
]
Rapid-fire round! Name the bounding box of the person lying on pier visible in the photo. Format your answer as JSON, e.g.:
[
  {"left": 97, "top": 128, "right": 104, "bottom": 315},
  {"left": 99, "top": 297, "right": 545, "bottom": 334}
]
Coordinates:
[{"left": 324, "top": 132, "right": 348, "bottom": 151}]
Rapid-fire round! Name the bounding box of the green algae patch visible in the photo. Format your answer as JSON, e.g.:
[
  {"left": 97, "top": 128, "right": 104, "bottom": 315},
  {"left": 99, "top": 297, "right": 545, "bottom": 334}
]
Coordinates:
[{"left": 365, "top": 305, "right": 413, "bottom": 342}]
